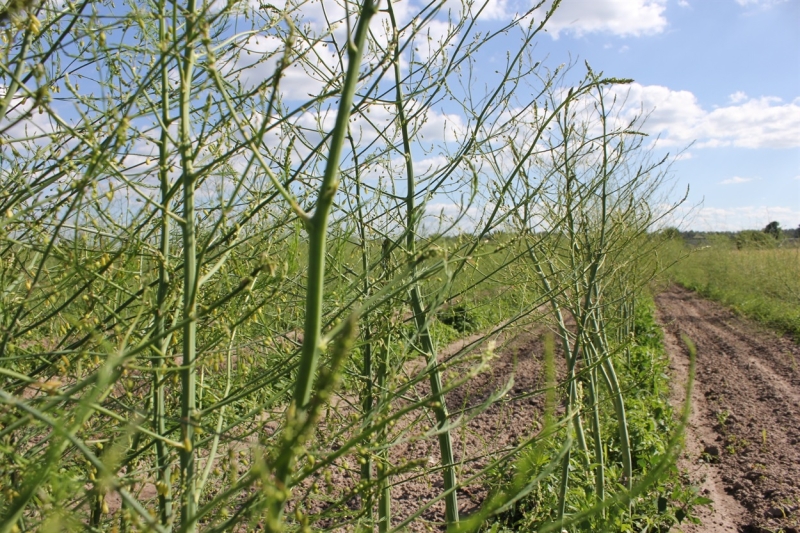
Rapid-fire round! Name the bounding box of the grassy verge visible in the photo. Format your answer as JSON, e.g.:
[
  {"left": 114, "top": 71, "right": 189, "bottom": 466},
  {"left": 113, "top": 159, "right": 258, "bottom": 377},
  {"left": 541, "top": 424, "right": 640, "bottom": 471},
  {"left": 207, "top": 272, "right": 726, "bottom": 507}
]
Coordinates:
[
  {"left": 485, "top": 295, "right": 708, "bottom": 532},
  {"left": 665, "top": 239, "right": 800, "bottom": 339}
]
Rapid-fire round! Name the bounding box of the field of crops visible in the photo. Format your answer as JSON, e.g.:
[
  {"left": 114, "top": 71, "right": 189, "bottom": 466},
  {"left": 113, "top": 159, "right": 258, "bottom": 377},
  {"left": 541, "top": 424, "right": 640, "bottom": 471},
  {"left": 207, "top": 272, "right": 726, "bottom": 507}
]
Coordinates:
[{"left": 0, "top": 0, "right": 700, "bottom": 531}]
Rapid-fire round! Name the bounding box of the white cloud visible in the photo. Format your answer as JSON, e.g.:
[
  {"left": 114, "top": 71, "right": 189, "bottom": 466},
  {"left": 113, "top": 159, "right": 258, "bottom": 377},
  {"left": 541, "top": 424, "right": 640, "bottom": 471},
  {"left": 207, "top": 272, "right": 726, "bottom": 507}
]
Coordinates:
[
  {"left": 437, "top": 0, "right": 522, "bottom": 22},
  {"left": 410, "top": 19, "right": 457, "bottom": 62},
  {"left": 718, "top": 176, "right": 753, "bottom": 185},
  {"left": 221, "top": 1, "right": 462, "bottom": 102},
  {"left": 0, "top": 87, "right": 62, "bottom": 141},
  {"left": 267, "top": 98, "right": 467, "bottom": 168},
  {"left": 729, "top": 91, "right": 747, "bottom": 103},
  {"left": 735, "top": 0, "right": 787, "bottom": 7},
  {"left": 346, "top": 101, "right": 466, "bottom": 147},
  {"left": 221, "top": 35, "right": 334, "bottom": 98},
  {"left": 477, "top": 0, "right": 515, "bottom": 19},
  {"left": 413, "top": 155, "right": 450, "bottom": 177},
  {"left": 678, "top": 0, "right": 689, "bottom": 6},
  {"left": 416, "top": 108, "right": 467, "bottom": 143},
  {"left": 535, "top": 0, "right": 668, "bottom": 38},
  {"left": 612, "top": 84, "right": 800, "bottom": 149},
  {"left": 422, "top": 201, "right": 484, "bottom": 234}
]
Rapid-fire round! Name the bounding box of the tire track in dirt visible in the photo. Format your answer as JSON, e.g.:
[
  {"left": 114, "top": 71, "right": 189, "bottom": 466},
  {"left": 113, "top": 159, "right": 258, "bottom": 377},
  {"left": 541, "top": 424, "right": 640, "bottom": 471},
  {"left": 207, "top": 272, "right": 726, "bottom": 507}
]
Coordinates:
[{"left": 656, "top": 286, "right": 800, "bottom": 533}]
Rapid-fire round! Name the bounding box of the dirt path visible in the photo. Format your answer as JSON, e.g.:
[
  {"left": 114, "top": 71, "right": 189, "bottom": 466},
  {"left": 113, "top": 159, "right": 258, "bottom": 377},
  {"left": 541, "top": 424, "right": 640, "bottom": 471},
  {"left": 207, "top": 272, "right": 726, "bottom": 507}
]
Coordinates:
[{"left": 656, "top": 286, "right": 800, "bottom": 533}]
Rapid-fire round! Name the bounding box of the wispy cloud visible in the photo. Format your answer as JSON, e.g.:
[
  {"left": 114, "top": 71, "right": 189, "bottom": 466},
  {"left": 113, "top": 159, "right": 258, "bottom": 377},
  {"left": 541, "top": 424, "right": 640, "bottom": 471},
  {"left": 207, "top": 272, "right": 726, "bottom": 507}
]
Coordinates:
[
  {"left": 729, "top": 91, "right": 748, "bottom": 104},
  {"left": 719, "top": 176, "right": 753, "bottom": 185},
  {"left": 665, "top": 205, "right": 800, "bottom": 231},
  {"left": 735, "top": 0, "right": 788, "bottom": 7}
]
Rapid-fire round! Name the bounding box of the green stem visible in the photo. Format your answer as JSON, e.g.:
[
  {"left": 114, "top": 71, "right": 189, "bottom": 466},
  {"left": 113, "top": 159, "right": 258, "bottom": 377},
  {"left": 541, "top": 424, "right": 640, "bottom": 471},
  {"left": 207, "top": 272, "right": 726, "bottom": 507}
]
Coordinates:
[
  {"left": 387, "top": 0, "right": 459, "bottom": 525},
  {"left": 267, "top": 1, "right": 379, "bottom": 528},
  {"left": 199, "top": 282, "right": 251, "bottom": 495},
  {"left": 351, "top": 134, "right": 375, "bottom": 521},
  {"left": 377, "top": 248, "right": 392, "bottom": 533},
  {"left": 586, "top": 74, "right": 635, "bottom": 496},
  {"left": 584, "top": 335, "right": 606, "bottom": 510},
  {"left": 376, "top": 340, "right": 392, "bottom": 533},
  {"left": 557, "top": 446, "right": 571, "bottom": 527},
  {"left": 526, "top": 244, "right": 589, "bottom": 459},
  {"left": 153, "top": 0, "right": 174, "bottom": 523},
  {"left": 293, "top": 0, "right": 378, "bottom": 411},
  {"left": 178, "top": 0, "right": 198, "bottom": 526},
  {"left": 592, "top": 317, "right": 633, "bottom": 492}
]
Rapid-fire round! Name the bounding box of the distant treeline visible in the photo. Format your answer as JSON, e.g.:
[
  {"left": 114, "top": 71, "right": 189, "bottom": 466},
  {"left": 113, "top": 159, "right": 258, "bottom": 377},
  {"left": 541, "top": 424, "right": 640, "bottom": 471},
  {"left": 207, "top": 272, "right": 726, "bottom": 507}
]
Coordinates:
[{"left": 659, "top": 221, "right": 800, "bottom": 248}]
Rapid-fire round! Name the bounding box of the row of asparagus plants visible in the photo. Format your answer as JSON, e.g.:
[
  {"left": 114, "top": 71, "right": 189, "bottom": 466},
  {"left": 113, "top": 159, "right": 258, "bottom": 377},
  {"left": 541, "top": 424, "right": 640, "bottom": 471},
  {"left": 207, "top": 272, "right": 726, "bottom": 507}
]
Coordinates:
[
  {"left": 0, "top": 0, "right": 690, "bottom": 530},
  {"left": 502, "top": 76, "right": 688, "bottom": 530}
]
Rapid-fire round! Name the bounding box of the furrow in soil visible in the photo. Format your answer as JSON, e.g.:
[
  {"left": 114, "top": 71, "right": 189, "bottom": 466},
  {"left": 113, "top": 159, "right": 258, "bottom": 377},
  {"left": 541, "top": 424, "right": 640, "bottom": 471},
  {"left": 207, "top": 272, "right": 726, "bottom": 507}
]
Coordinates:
[{"left": 657, "top": 285, "right": 800, "bottom": 533}]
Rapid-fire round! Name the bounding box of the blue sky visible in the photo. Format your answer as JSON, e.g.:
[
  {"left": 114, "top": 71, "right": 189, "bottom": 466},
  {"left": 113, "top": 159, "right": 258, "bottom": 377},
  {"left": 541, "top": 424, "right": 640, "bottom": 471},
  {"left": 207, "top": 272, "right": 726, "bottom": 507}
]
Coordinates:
[
  {"left": 5, "top": 0, "right": 796, "bottom": 233},
  {"left": 517, "top": 0, "right": 800, "bottom": 231}
]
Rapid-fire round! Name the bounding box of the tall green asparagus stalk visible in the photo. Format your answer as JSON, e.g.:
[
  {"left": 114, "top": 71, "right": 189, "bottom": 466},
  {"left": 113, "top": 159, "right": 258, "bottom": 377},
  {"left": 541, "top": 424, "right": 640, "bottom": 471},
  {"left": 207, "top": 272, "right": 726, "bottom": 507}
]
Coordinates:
[
  {"left": 178, "top": 0, "right": 199, "bottom": 526},
  {"left": 387, "top": 1, "right": 460, "bottom": 526},
  {"left": 267, "top": 0, "right": 379, "bottom": 528},
  {"left": 153, "top": 0, "right": 174, "bottom": 521}
]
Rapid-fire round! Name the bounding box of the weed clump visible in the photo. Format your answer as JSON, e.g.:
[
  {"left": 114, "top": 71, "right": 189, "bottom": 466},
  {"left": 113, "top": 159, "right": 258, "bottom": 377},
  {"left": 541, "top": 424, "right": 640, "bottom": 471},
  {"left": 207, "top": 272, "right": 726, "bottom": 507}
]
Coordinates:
[{"left": 438, "top": 304, "right": 479, "bottom": 333}]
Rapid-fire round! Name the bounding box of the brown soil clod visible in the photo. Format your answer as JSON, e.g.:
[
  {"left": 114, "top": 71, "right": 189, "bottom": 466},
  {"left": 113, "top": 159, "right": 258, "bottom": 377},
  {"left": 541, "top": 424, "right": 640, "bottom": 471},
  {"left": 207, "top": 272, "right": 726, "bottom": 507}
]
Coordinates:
[{"left": 657, "top": 285, "right": 800, "bottom": 533}]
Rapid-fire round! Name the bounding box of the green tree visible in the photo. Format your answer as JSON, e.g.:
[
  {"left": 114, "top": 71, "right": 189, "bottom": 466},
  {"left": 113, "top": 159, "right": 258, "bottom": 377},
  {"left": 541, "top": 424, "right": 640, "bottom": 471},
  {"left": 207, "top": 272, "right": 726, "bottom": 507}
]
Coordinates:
[
  {"left": 660, "top": 227, "right": 683, "bottom": 241},
  {"left": 763, "top": 221, "right": 782, "bottom": 239}
]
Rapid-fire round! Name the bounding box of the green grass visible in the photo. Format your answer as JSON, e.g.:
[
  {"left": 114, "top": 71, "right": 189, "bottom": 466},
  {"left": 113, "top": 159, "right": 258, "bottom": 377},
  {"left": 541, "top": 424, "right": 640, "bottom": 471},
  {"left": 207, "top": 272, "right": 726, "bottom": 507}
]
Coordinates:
[{"left": 666, "top": 239, "right": 800, "bottom": 339}]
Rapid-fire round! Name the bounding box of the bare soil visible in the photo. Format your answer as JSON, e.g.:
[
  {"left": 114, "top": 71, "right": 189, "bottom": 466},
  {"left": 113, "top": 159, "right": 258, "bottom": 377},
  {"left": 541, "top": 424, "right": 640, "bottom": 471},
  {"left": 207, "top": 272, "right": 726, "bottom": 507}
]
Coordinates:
[
  {"left": 388, "top": 329, "right": 561, "bottom": 529},
  {"left": 657, "top": 285, "right": 800, "bottom": 533},
  {"left": 304, "top": 327, "right": 563, "bottom": 531}
]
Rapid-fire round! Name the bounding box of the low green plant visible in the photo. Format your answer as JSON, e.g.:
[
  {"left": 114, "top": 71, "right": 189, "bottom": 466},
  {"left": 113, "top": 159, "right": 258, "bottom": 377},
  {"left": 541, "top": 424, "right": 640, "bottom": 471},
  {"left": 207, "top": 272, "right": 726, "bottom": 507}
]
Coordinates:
[
  {"left": 763, "top": 221, "right": 782, "bottom": 240},
  {"left": 736, "top": 230, "right": 778, "bottom": 250},
  {"left": 724, "top": 435, "right": 749, "bottom": 455},
  {"left": 438, "top": 304, "right": 480, "bottom": 333},
  {"left": 485, "top": 296, "right": 707, "bottom": 532}
]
